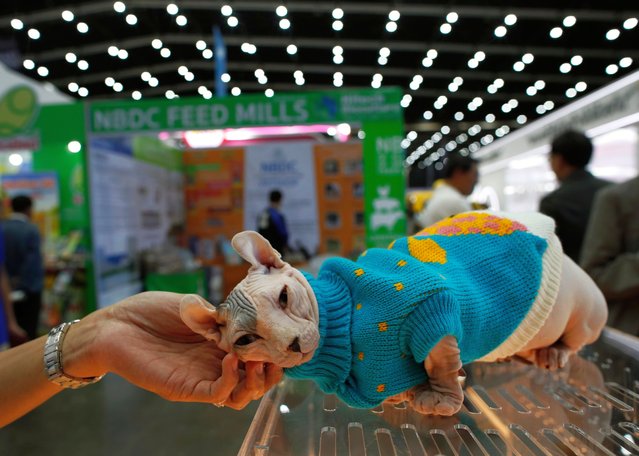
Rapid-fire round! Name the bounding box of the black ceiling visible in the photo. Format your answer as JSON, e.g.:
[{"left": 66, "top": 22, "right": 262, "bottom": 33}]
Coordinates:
[{"left": 1, "top": 1, "right": 638, "bottom": 183}]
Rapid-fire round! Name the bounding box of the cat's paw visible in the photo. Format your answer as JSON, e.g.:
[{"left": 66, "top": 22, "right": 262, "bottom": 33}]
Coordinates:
[
  {"left": 533, "top": 343, "right": 572, "bottom": 370},
  {"left": 410, "top": 384, "right": 463, "bottom": 416}
]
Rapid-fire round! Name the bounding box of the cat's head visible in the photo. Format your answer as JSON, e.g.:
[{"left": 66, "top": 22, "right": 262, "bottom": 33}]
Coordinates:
[{"left": 180, "top": 231, "right": 320, "bottom": 368}]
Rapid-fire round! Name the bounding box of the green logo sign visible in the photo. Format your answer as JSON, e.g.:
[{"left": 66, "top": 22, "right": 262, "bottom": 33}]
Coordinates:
[{"left": 0, "top": 85, "right": 40, "bottom": 150}]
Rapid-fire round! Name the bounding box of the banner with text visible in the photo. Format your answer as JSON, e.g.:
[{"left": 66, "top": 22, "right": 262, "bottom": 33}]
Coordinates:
[
  {"left": 87, "top": 88, "right": 402, "bottom": 134},
  {"left": 243, "top": 140, "right": 319, "bottom": 256}
]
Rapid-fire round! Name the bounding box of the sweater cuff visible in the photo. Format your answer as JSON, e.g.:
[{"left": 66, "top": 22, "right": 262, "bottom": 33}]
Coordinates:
[{"left": 399, "top": 290, "right": 463, "bottom": 362}]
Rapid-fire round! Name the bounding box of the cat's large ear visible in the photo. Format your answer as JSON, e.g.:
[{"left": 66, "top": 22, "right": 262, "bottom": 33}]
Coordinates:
[
  {"left": 231, "top": 231, "right": 286, "bottom": 270},
  {"left": 180, "top": 294, "right": 222, "bottom": 344}
]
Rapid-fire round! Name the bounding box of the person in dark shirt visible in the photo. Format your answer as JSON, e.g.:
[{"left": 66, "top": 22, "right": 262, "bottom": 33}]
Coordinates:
[
  {"left": 257, "top": 189, "right": 289, "bottom": 257},
  {"left": 539, "top": 130, "right": 610, "bottom": 262},
  {"left": 2, "top": 195, "right": 45, "bottom": 340}
]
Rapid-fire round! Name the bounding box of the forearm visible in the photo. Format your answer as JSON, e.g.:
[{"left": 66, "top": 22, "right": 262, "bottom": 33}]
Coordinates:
[
  {"left": 0, "top": 336, "right": 60, "bottom": 427},
  {"left": 0, "top": 313, "right": 107, "bottom": 428}
]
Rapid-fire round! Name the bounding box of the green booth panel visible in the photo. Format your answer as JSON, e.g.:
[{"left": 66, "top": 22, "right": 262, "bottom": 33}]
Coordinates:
[{"left": 144, "top": 270, "right": 205, "bottom": 296}]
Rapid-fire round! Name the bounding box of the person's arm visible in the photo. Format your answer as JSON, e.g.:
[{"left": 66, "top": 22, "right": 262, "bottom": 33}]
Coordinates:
[
  {"left": 580, "top": 190, "right": 639, "bottom": 300},
  {"left": 0, "top": 291, "right": 283, "bottom": 428}
]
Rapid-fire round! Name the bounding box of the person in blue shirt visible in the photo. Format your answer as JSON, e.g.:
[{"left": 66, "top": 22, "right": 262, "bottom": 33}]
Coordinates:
[
  {"left": 0, "top": 226, "right": 27, "bottom": 350},
  {"left": 257, "top": 189, "right": 289, "bottom": 257}
]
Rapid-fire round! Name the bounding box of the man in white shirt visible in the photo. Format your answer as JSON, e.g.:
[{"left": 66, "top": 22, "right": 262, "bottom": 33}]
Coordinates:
[{"left": 416, "top": 153, "right": 479, "bottom": 229}]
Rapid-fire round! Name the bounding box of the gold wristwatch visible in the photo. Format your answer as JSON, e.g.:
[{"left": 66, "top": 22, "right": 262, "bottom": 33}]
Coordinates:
[{"left": 43, "top": 320, "right": 104, "bottom": 389}]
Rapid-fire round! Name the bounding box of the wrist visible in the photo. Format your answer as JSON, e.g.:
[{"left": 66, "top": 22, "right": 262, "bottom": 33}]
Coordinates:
[{"left": 60, "top": 313, "right": 109, "bottom": 379}]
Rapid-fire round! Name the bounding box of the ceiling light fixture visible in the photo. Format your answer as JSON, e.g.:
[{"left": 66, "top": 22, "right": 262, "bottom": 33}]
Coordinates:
[
  {"left": 27, "top": 28, "right": 41, "bottom": 39},
  {"left": 494, "top": 26, "right": 507, "bottom": 38},
  {"left": 276, "top": 5, "right": 288, "bottom": 17},
  {"left": 332, "top": 8, "right": 344, "bottom": 20},
  {"left": 623, "top": 18, "right": 638, "bottom": 30},
  {"left": 279, "top": 18, "right": 291, "bottom": 30},
  {"left": 10, "top": 18, "right": 24, "bottom": 30},
  {"left": 333, "top": 20, "right": 343, "bottom": 31},
  {"left": 113, "top": 2, "right": 126, "bottom": 13},
  {"left": 563, "top": 16, "right": 576, "bottom": 27},
  {"left": 606, "top": 29, "right": 620, "bottom": 40},
  {"left": 227, "top": 16, "right": 238, "bottom": 27},
  {"left": 166, "top": 4, "right": 178, "bottom": 15},
  {"left": 23, "top": 59, "right": 35, "bottom": 70},
  {"left": 619, "top": 57, "right": 633, "bottom": 68},
  {"left": 571, "top": 55, "right": 583, "bottom": 66},
  {"left": 62, "top": 10, "right": 74, "bottom": 22},
  {"left": 504, "top": 14, "right": 517, "bottom": 26},
  {"left": 549, "top": 27, "right": 563, "bottom": 38},
  {"left": 286, "top": 44, "right": 297, "bottom": 54}
]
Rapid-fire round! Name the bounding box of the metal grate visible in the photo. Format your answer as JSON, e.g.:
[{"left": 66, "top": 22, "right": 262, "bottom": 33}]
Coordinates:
[{"left": 239, "top": 329, "right": 639, "bottom": 456}]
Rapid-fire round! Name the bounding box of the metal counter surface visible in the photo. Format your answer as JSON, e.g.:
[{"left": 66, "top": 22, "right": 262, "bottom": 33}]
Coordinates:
[{"left": 240, "top": 328, "right": 639, "bottom": 455}]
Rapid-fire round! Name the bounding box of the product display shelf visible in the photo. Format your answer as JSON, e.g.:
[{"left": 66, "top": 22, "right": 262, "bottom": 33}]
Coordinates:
[{"left": 239, "top": 328, "right": 639, "bottom": 456}]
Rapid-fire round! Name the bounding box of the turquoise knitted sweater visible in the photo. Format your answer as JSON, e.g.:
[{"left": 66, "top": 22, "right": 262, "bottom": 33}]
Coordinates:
[{"left": 286, "top": 212, "right": 556, "bottom": 408}]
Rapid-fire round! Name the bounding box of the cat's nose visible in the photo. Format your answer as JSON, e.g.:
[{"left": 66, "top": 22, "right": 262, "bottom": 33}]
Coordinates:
[{"left": 288, "top": 337, "right": 301, "bottom": 353}]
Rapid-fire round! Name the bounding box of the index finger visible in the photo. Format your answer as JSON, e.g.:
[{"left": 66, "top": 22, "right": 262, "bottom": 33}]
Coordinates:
[{"left": 209, "top": 352, "right": 240, "bottom": 404}]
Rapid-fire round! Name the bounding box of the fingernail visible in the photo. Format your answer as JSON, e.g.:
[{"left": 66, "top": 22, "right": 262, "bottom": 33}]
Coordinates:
[{"left": 257, "top": 363, "right": 264, "bottom": 375}]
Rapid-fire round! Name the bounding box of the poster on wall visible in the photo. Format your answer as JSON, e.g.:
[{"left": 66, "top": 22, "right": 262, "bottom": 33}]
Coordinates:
[
  {"left": 87, "top": 135, "right": 184, "bottom": 307},
  {"left": 1, "top": 172, "right": 59, "bottom": 241},
  {"left": 183, "top": 147, "right": 244, "bottom": 264},
  {"left": 244, "top": 140, "right": 319, "bottom": 257}
]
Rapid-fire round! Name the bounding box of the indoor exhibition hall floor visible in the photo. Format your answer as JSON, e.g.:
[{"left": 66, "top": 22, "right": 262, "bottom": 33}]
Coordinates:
[{"left": 0, "top": 374, "right": 258, "bottom": 455}]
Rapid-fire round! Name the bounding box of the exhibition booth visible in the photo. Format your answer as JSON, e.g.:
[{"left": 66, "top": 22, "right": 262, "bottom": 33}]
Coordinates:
[{"left": 1, "top": 80, "right": 405, "bottom": 323}]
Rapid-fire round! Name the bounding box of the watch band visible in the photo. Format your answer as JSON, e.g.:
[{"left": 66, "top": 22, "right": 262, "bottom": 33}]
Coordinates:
[{"left": 43, "top": 320, "right": 104, "bottom": 389}]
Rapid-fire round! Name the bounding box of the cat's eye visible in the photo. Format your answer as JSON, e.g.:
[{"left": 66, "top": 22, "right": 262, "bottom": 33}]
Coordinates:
[
  {"left": 235, "top": 334, "right": 260, "bottom": 346},
  {"left": 279, "top": 287, "right": 288, "bottom": 309}
]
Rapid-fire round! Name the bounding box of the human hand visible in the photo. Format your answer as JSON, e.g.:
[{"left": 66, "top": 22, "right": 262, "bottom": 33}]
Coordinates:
[{"left": 67, "top": 292, "right": 283, "bottom": 410}]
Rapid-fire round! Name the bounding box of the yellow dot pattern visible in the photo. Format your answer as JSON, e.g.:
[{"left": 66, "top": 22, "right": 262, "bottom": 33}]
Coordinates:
[
  {"left": 356, "top": 303, "right": 362, "bottom": 310},
  {"left": 354, "top": 268, "right": 364, "bottom": 277},
  {"left": 358, "top": 352, "right": 364, "bottom": 361},
  {"left": 397, "top": 259, "right": 407, "bottom": 267},
  {"left": 394, "top": 282, "right": 404, "bottom": 291},
  {"left": 377, "top": 384, "right": 386, "bottom": 393},
  {"left": 408, "top": 238, "right": 447, "bottom": 264},
  {"left": 418, "top": 212, "right": 528, "bottom": 237},
  {"left": 387, "top": 240, "right": 396, "bottom": 249},
  {"left": 378, "top": 322, "right": 388, "bottom": 332}
]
